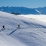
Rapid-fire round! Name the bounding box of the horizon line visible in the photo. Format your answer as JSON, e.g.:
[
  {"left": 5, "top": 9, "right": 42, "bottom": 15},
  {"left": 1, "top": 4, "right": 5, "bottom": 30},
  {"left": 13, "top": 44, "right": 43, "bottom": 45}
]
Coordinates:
[{"left": 0, "top": 6, "right": 46, "bottom": 9}]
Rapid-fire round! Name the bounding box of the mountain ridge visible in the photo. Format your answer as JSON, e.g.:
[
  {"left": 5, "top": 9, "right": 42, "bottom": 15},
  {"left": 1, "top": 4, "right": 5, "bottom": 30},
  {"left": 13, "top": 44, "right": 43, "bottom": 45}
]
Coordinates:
[{"left": 0, "top": 6, "right": 46, "bottom": 15}]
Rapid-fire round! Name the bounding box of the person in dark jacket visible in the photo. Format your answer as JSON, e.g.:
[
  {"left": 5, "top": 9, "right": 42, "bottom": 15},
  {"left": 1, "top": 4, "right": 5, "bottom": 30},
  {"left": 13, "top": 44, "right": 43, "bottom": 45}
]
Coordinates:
[{"left": 2, "top": 25, "right": 5, "bottom": 30}]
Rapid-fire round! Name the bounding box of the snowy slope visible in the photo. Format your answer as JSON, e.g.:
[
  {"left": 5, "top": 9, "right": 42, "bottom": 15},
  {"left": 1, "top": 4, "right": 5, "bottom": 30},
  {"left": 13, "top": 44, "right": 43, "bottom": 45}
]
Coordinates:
[
  {"left": 35, "top": 9, "right": 41, "bottom": 14},
  {"left": 0, "top": 11, "right": 46, "bottom": 46}
]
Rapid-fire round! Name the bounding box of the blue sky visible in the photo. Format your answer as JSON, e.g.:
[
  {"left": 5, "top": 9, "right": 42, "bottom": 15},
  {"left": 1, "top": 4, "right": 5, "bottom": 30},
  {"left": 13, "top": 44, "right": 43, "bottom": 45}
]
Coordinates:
[{"left": 0, "top": 0, "right": 46, "bottom": 8}]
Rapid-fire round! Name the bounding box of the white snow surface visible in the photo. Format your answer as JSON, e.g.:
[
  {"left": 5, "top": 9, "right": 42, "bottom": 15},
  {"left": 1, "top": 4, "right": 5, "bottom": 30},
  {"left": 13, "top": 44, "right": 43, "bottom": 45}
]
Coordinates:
[
  {"left": 19, "top": 14, "right": 46, "bottom": 22},
  {"left": 35, "top": 9, "right": 41, "bottom": 14},
  {"left": 0, "top": 11, "right": 46, "bottom": 46}
]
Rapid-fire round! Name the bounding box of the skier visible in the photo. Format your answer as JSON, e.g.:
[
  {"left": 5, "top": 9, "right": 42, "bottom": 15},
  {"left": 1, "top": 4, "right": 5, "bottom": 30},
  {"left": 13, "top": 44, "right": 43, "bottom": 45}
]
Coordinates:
[
  {"left": 2, "top": 25, "right": 5, "bottom": 30},
  {"left": 18, "top": 24, "right": 20, "bottom": 29}
]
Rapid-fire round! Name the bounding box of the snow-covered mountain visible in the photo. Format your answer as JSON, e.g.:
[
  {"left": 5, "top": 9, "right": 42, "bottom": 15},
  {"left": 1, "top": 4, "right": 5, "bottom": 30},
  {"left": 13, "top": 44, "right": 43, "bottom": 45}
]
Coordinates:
[
  {"left": 0, "top": 11, "right": 46, "bottom": 46},
  {"left": 0, "top": 6, "right": 46, "bottom": 15},
  {"left": 0, "top": 6, "right": 46, "bottom": 14}
]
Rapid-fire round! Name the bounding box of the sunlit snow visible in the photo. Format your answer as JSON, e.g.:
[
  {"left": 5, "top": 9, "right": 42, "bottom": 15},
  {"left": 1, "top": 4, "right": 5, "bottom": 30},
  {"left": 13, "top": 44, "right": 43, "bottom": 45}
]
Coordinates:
[{"left": 0, "top": 11, "right": 46, "bottom": 46}]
